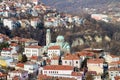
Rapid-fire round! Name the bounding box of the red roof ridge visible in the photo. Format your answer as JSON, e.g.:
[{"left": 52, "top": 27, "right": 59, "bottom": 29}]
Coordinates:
[
  {"left": 48, "top": 46, "right": 60, "bottom": 50},
  {"left": 43, "top": 65, "right": 74, "bottom": 70}
]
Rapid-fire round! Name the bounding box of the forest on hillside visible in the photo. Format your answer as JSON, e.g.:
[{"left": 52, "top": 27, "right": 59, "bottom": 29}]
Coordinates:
[
  {"left": 1, "top": 14, "right": 120, "bottom": 55},
  {"left": 41, "top": 0, "right": 120, "bottom": 13}
]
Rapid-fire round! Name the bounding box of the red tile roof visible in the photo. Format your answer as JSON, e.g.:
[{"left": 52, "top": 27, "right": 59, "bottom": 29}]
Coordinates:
[
  {"left": 48, "top": 46, "right": 60, "bottom": 50},
  {"left": 10, "top": 43, "right": 18, "bottom": 46},
  {"left": 26, "top": 45, "right": 41, "bottom": 48},
  {"left": 16, "top": 63, "right": 24, "bottom": 68},
  {"left": 71, "top": 72, "right": 82, "bottom": 76},
  {"left": 51, "top": 56, "right": 59, "bottom": 60},
  {"left": 0, "top": 72, "right": 7, "bottom": 77},
  {"left": 87, "top": 59, "right": 104, "bottom": 64},
  {"left": 31, "top": 56, "right": 38, "bottom": 60},
  {"left": 110, "top": 54, "right": 119, "bottom": 58},
  {"left": 2, "top": 48, "right": 12, "bottom": 51},
  {"left": 38, "top": 74, "right": 52, "bottom": 80},
  {"left": 11, "top": 69, "right": 27, "bottom": 74},
  {"left": 114, "top": 76, "right": 120, "bottom": 80},
  {"left": 43, "top": 65, "right": 74, "bottom": 70},
  {"left": 76, "top": 51, "right": 94, "bottom": 57},
  {"left": 63, "top": 54, "right": 79, "bottom": 60},
  {"left": 109, "top": 67, "right": 120, "bottom": 71}
]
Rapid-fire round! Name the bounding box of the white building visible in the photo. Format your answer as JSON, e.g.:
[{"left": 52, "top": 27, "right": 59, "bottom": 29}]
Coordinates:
[
  {"left": 0, "top": 56, "right": 13, "bottom": 67},
  {"left": 24, "top": 61, "right": 38, "bottom": 74},
  {"left": 3, "top": 19, "right": 13, "bottom": 30},
  {"left": 87, "top": 59, "right": 104, "bottom": 74},
  {"left": 9, "top": 43, "right": 19, "bottom": 51},
  {"left": 30, "top": 18, "right": 41, "bottom": 29},
  {"left": 43, "top": 65, "right": 74, "bottom": 76},
  {"left": 32, "top": 0, "right": 39, "bottom": 5},
  {"left": 62, "top": 54, "right": 82, "bottom": 68},
  {"left": 23, "top": 45, "right": 42, "bottom": 58},
  {"left": 48, "top": 46, "right": 60, "bottom": 59},
  {"left": 7, "top": 69, "right": 28, "bottom": 80},
  {"left": 108, "top": 67, "right": 120, "bottom": 80},
  {"left": 50, "top": 56, "right": 59, "bottom": 65},
  {"left": 1, "top": 48, "right": 17, "bottom": 58}
]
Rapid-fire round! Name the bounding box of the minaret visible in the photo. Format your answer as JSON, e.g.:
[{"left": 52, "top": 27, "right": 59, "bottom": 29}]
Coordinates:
[{"left": 46, "top": 29, "right": 51, "bottom": 46}]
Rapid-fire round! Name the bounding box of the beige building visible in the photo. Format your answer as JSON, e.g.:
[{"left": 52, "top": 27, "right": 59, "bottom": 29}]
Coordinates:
[
  {"left": 23, "top": 45, "right": 43, "bottom": 58},
  {"left": 62, "top": 54, "right": 82, "bottom": 68},
  {"left": 87, "top": 59, "right": 104, "bottom": 74}
]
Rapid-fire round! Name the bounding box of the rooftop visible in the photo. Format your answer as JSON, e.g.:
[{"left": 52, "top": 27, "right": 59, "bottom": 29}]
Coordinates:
[
  {"left": 87, "top": 59, "right": 104, "bottom": 64},
  {"left": 25, "top": 45, "right": 41, "bottom": 48},
  {"left": 48, "top": 46, "right": 60, "bottom": 50},
  {"left": 43, "top": 65, "right": 74, "bottom": 70},
  {"left": 109, "top": 67, "right": 120, "bottom": 71},
  {"left": 63, "top": 54, "right": 79, "bottom": 60}
]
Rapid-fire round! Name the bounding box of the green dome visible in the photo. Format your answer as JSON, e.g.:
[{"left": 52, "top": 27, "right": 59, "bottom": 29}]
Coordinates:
[{"left": 56, "top": 35, "right": 64, "bottom": 42}]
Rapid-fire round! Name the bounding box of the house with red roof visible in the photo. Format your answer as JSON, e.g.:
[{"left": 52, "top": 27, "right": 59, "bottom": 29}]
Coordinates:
[
  {"left": 87, "top": 58, "right": 104, "bottom": 74},
  {"left": 0, "top": 72, "right": 7, "bottom": 80},
  {"left": 42, "top": 65, "right": 83, "bottom": 80},
  {"left": 48, "top": 46, "right": 61, "bottom": 59},
  {"left": 108, "top": 67, "right": 120, "bottom": 80},
  {"left": 1, "top": 48, "right": 17, "bottom": 59},
  {"left": 23, "top": 45, "right": 43, "bottom": 58},
  {"left": 10, "top": 43, "right": 19, "bottom": 52},
  {"left": 50, "top": 56, "right": 60, "bottom": 65},
  {"left": 62, "top": 54, "right": 82, "bottom": 68},
  {"left": 7, "top": 69, "right": 28, "bottom": 80},
  {"left": 43, "top": 65, "right": 73, "bottom": 76}
]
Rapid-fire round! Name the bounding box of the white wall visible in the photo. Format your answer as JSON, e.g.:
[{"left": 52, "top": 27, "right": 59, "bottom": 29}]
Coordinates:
[{"left": 48, "top": 50, "right": 60, "bottom": 59}]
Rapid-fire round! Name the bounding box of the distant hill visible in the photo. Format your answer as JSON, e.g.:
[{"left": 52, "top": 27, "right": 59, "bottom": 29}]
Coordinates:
[{"left": 41, "top": 0, "right": 120, "bottom": 13}]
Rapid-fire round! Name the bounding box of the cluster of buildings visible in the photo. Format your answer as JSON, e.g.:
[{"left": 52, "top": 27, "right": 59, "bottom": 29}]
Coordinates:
[
  {"left": 0, "top": 29, "right": 119, "bottom": 80},
  {"left": 0, "top": 0, "right": 85, "bottom": 30},
  {"left": 0, "top": 0, "right": 120, "bottom": 80}
]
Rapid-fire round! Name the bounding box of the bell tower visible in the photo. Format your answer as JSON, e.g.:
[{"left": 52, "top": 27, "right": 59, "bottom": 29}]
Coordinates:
[{"left": 46, "top": 29, "right": 51, "bottom": 46}]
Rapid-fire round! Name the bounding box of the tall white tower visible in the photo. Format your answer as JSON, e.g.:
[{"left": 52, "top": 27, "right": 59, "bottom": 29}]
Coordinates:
[{"left": 46, "top": 29, "right": 51, "bottom": 46}]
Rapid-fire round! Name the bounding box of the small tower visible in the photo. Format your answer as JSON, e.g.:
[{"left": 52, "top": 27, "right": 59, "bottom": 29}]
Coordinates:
[{"left": 46, "top": 29, "right": 51, "bottom": 46}]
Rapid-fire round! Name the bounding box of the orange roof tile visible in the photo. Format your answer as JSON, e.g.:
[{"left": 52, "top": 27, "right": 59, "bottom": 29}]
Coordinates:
[
  {"left": 2, "top": 48, "right": 12, "bottom": 51},
  {"left": 63, "top": 54, "right": 79, "bottom": 60},
  {"left": 76, "top": 51, "right": 94, "bottom": 57},
  {"left": 109, "top": 67, "right": 120, "bottom": 71},
  {"left": 11, "top": 69, "right": 27, "bottom": 74},
  {"left": 48, "top": 46, "right": 60, "bottom": 50},
  {"left": 114, "top": 76, "right": 120, "bottom": 80},
  {"left": 38, "top": 74, "right": 52, "bottom": 80},
  {"left": 43, "top": 65, "right": 74, "bottom": 70},
  {"left": 31, "top": 56, "right": 38, "bottom": 60},
  {"left": 51, "top": 56, "right": 59, "bottom": 60},
  {"left": 110, "top": 54, "right": 119, "bottom": 58},
  {"left": 0, "top": 72, "right": 7, "bottom": 77},
  {"left": 26, "top": 45, "right": 41, "bottom": 48},
  {"left": 10, "top": 43, "right": 18, "bottom": 46},
  {"left": 16, "top": 63, "right": 24, "bottom": 68},
  {"left": 71, "top": 72, "right": 82, "bottom": 76},
  {"left": 87, "top": 59, "right": 104, "bottom": 64}
]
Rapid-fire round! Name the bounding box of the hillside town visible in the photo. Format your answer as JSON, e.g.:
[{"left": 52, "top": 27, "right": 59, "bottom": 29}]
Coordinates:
[{"left": 0, "top": 0, "right": 120, "bottom": 80}]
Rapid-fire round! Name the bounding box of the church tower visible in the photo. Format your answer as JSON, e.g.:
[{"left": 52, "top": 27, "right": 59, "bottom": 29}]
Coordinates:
[{"left": 46, "top": 29, "right": 51, "bottom": 46}]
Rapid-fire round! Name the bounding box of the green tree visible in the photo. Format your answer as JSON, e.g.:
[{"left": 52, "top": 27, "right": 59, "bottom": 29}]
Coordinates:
[
  {"left": 21, "top": 54, "right": 28, "bottom": 63},
  {"left": 86, "top": 74, "right": 94, "bottom": 80},
  {"left": 0, "top": 42, "right": 9, "bottom": 51},
  {"left": 18, "top": 54, "right": 22, "bottom": 62}
]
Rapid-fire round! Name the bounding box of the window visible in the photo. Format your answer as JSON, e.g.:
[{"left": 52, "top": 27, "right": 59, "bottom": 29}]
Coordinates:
[
  {"left": 76, "top": 61, "right": 78, "bottom": 64},
  {"left": 65, "top": 61, "right": 67, "bottom": 63}
]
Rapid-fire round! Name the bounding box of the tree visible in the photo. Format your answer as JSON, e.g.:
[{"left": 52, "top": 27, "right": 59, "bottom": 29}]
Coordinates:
[
  {"left": 18, "top": 54, "right": 22, "bottom": 62},
  {"left": 21, "top": 54, "right": 28, "bottom": 63},
  {"left": 86, "top": 74, "right": 94, "bottom": 80}
]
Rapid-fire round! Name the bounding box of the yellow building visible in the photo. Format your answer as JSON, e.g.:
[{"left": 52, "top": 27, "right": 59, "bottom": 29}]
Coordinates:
[{"left": 0, "top": 57, "right": 13, "bottom": 67}]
